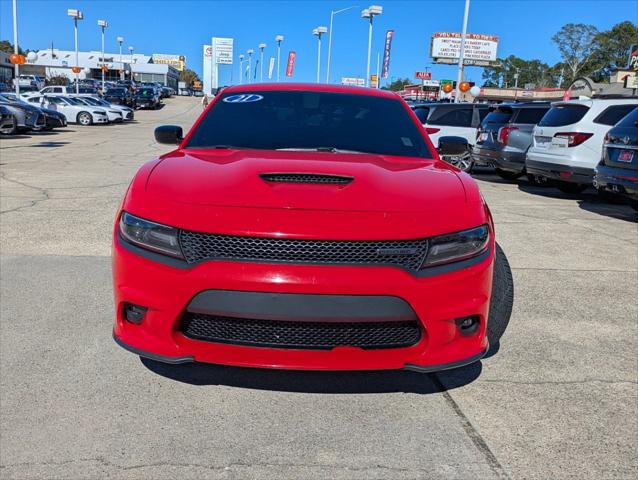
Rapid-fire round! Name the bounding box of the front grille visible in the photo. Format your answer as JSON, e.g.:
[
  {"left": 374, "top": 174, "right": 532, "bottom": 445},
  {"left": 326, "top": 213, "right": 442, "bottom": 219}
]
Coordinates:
[
  {"left": 179, "top": 231, "right": 429, "bottom": 271},
  {"left": 181, "top": 313, "right": 421, "bottom": 350},
  {"left": 260, "top": 173, "right": 353, "bottom": 184}
]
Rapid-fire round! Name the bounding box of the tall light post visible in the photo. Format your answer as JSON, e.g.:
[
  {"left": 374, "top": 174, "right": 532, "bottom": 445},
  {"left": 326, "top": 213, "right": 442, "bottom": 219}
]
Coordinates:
[
  {"left": 117, "top": 36, "right": 123, "bottom": 80},
  {"left": 128, "top": 46, "right": 134, "bottom": 82},
  {"left": 313, "top": 26, "right": 327, "bottom": 83},
  {"left": 326, "top": 5, "right": 358, "bottom": 83},
  {"left": 11, "top": 0, "right": 19, "bottom": 95},
  {"left": 247, "top": 49, "right": 254, "bottom": 84},
  {"left": 455, "top": 0, "right": 470, "bottom": 103},
  {"left": 259, "top": 43, "right": 266, "bottom": 82},
  {"left": 239, "top": 54, "right": 244, "bottom": 85},
  {"left": 67, "top": 9, "right": 84, "bottom": 94},
  {"left": 361, "top": 5, "right": 382, "bottom": 87},
  {"left": 97, "top": 20, "right": 108, "bottom": 92},
  {"left": 275, "top": 35, "right": 284, "bottom": 82}
]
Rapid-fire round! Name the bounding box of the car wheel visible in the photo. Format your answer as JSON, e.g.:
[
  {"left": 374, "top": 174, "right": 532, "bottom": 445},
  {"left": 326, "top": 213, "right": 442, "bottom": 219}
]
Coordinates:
[
  {"left": 556, "top": 181, "right": 587, "bottom": 194},
  {"left": 443, "top": 150, "right": 473, "bottom": 173},
  {"left": 77, "top": 111, "right": 92, "bottom": 126},
  {"left": 495, "top": 168, "right": 524, "bottom": 181},
  {"left": 487, "top": 243, "right": 514, "bottom": 346},
  {"left": 526, "top": 173, "right": 544, "bottom": 186}
]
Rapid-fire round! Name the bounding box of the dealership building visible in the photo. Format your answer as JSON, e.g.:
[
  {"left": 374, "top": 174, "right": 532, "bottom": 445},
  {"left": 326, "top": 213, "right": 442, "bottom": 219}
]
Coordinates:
[{"left": 16, "top": 49, "right": 182, "bottom": 88}]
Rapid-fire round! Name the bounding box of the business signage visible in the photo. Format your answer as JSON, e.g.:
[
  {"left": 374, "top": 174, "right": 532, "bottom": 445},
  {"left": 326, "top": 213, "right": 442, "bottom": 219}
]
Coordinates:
[
  {"left": 370, "top": 74, "right": 378, "bottom": 88},
  {"left": 381, "top": 30, "right": 394, "bottom": 79},
  {"left": 341, "top": 77, "right": 365, "bottom": 86},
  {"left": 628, "top": 44, "right": 638, "bottom": 71},
  {"left": 212, "top": 37, "right": 233, "bottom": 65},
  {"left": 152, "top": 54, "right": 186, "bottom": 71},
  {"left": 430, "top": 32, "right": 499, "bottom": 66},
  {"left": 415, "top": 71, "right": 431, "bottom": 80},
  {"left": 422, "top": 79, "right": 440, "bottom": 88},
  {"left": 286, "top": 51, "right": 296, "bottom": 77}
]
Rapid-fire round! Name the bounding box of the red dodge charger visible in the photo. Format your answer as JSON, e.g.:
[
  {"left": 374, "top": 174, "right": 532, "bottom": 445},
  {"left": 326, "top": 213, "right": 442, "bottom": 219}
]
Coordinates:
[{"left": 112, "top": 83, "right": 513, "bottom": 372}]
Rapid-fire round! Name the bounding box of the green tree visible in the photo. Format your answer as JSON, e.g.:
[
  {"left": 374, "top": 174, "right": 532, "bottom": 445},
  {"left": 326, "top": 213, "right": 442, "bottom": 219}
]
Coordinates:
[
  {"left": 179, "top": 68, "right": 200, "bottom": 86},
  {"left": 0, "top": 40, "right": 25, "bottom": 55},
  {"left": 588, "top": 21, "right": 638, "bottom": 79},
  {"left": 551, "top": 23, "right": 599, "bottom": 83},
  {"left": 482, "top": 56, "right": 559, "bottom": 88},
  {"left": 48, "top": 74, "right": 69, "bottom": 86},
  {"left": 386, "top": 77, "right": 411, "bottom": 91}
]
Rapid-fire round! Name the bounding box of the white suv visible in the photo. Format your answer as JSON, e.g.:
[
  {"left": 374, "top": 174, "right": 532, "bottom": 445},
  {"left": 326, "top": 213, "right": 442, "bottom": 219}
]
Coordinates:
[{"left": 526, "top": 98, "right": 637, "bottom": 193}]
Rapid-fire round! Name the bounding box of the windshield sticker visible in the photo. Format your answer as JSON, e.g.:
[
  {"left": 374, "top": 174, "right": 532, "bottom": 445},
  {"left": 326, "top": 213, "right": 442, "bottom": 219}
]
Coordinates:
[
  {"left": 223, "top": 94, "right": 264, "bottom": 104},
  {"left": 401, "top": 137, "right": 414, "bottom": 147}
]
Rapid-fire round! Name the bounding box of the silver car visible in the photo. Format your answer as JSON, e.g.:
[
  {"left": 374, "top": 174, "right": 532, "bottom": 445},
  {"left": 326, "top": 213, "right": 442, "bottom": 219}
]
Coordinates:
[{"left": 0, "top": 94, "right": 47, "bottom": 132}]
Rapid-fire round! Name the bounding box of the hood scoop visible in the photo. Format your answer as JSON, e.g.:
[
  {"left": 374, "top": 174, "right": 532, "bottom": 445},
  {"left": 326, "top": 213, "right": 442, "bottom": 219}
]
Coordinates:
[{"left": 260, "top": 173, "right": 354, "bottom": 185}]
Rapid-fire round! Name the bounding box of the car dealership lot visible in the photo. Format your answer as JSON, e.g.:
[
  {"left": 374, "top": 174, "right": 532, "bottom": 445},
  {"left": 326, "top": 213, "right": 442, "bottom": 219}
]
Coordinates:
[{"left": 1, "top": 97, "right": 636, "bottom": 479}]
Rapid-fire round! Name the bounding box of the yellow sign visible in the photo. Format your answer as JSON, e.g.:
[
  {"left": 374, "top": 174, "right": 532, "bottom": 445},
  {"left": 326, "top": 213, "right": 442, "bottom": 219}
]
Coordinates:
[
  {"left": 370, "top": 74, "right": 378, "bottom": 88},
  {"left": 152, "top": 54, "right": 186, "bottom": 71}
]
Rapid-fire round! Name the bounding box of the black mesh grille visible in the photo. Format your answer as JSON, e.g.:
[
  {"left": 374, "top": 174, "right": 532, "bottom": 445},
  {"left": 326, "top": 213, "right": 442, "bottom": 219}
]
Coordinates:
[
  {"left": 181, "top": 313, "right": 421, "bottom": 350},
  {"left": 179, "top": 232, "right": 429, "bottom": 271},
  {"left": 260, "top": 173, "right": 353, "bottom": 184}
]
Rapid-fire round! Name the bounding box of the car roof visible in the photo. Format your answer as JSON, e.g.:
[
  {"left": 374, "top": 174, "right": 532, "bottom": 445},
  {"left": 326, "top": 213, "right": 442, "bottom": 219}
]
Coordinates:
[{"left": 221, "top": 82, "right": 401, "bottom": 99}]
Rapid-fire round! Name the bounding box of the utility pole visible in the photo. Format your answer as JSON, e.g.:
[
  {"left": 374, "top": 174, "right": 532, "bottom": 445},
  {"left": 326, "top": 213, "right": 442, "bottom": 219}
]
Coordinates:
[{"left": 455, "top": 0, "right": 470, "bottom": 102}]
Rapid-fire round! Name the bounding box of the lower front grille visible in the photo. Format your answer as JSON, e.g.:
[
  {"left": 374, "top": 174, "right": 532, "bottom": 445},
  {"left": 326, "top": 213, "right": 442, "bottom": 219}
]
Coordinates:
[{"left": 180, "top": 313, "right": 421, "bottom": 350}]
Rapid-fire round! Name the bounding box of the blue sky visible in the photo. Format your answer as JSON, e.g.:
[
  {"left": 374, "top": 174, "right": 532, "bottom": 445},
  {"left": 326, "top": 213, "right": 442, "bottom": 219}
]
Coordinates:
[{"left": 1, "top": 0, "right": 636, "bottom": 86}]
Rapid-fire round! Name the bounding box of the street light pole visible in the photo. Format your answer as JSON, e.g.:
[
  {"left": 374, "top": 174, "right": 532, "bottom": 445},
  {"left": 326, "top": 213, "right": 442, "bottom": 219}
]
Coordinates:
[
  {"left": 361, "top": 5, "right": 382, "bottom": 87},
  {"left": 247, "top": 49, "right": 253, "bottom": 84},
  {"left": 455, "top": 0, "right": 470, "bottom": 103},
  {"left": 313, "top": 26, "right": 327, "bottom": 83},
  {"left": 117, "top": 36, "right": 123, "bottom": 80},
  {"left": 12, "top": 0, "right": 19, "bottom": 95},
  {"left": 259, "top": 43, "right": 266, "bottom": 82},
  {"left": 275, "top": 35, "right": 284, "bottom": 82},
  {"left": 326, "top": 5, "right": 358, "bottom": 83},
  {"left": 129, "top": 46, "right": 134, "bottom": 82},
  {"left": 68, "top": 9, "right": 84, "bottom": 94},
  {"left": 98, "top": 20, "right": 108, "bottom": 93},
  {"left": 239, "top": 54, "right": 244, "bottom": 85}
]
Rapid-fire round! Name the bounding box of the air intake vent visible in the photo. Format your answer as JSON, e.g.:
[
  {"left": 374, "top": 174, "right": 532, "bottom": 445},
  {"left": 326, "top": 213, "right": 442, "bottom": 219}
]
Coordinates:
[{"left": 260, "top": 173, "right": 353, "bottom": 184}]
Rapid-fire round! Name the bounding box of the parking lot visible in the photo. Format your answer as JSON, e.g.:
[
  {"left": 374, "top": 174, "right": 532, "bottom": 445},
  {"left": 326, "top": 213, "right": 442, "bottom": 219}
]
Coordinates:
[{"left": 1, "top": 96, "right": 636, "bottom": 479}]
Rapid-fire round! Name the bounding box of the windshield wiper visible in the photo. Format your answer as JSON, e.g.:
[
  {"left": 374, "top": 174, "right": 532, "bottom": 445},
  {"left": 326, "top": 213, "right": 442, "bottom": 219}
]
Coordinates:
[{"left": 275, "top": 147, "right": 365, "bottom": 154}]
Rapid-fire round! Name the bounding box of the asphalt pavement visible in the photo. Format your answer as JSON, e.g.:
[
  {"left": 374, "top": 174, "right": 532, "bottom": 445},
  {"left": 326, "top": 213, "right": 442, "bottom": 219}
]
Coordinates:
[{"left": 1, "top": 97, "right": 636, "bottom": 479}]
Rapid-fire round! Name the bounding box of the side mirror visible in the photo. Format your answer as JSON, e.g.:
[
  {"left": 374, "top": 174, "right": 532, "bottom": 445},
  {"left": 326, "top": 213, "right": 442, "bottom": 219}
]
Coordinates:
[
  {"left": 438, "top": 136, "right": 469, "bottom": 157},
  {"left": 154, "top": 125, "right": 183, "bottom": 145}
]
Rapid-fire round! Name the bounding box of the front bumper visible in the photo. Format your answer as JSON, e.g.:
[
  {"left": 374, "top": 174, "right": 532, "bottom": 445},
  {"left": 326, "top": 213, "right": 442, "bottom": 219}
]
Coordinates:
[
  {"left": 526, "top": 159, "right": 594, "bottom": 185},
  {"left": 112, "top": 232, "right": 494, "bottom": 372},
  {"left": 94, "top": 115, "right": 108, "bottom": 124},
  {"left": 595, "top": 165, "right": 638, "bottom": 202},
  {"left": 473, "top": 147, "right": 526, "bottom": 173}
]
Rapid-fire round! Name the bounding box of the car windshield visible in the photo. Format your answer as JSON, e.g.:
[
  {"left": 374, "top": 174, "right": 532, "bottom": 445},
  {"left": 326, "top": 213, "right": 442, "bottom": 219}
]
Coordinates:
[
  {"left": 82, "top": 97, "right": 102, "bottom": 106},
  {"left": 107, "top": 88, "right": 126, "bottom": 95},
  {"left": 615, "top": 107, "right": 638, "bottom": 127},
  {"left": 64, "top": 97, "right": 83, "bottom": 106},
  {"left": 186, "top": 90, "right": 432, "bottom": 158}
]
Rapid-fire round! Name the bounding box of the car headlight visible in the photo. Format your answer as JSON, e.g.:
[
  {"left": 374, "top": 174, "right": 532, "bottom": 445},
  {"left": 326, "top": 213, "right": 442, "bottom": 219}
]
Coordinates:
[
  {"left": 119, "top": 212, "right": 183, "bottom": 258},
  {"left": 422, "top": 225, "right": 489, "bottom": 268}
]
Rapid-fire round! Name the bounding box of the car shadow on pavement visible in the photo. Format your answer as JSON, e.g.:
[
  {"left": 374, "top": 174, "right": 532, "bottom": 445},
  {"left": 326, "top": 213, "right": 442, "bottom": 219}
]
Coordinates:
[
  {"left": 577, "top": 199, "right": 637, "bottom": 222},
  {"left": 140, "top": 357, "right": 482, "bottom": 394},
  {"left": 28, "top": 141, "right": 71, "bottom": 148}
]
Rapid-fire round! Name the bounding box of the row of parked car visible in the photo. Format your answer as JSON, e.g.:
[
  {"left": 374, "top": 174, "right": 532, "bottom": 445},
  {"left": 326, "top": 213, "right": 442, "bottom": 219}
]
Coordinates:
[{"left": 411, "top": 97, "right": 638, "bottom": 209}]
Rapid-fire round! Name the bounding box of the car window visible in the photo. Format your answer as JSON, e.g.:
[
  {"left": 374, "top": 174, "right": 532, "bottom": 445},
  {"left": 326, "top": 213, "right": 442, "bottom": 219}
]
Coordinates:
[
  {"left": 593, "top": 105, "right": 638, "bottom": 126},
  {"left": 483, "top": 110, "right": 513, "bottom": 125},
  {"left": 513, "top": 107, "right": 549, "bottom": 124},
  {"left": 47, "top": 97, "right": 64, "bottom": 105},
  {"left": 614, "top": 107, "right": 638, "bottom": 127},
  {"left": 478, "top": 108, "right": 490, "bottom": 121},
  {"left": 538, "top": 104, "right": 590, "bottom": 127},
  {"left": 428, "top": 108, "right": 473, "bottom": 127},
  {"left": 187, "top": 90, "right": 432, "bottom": 159},
  {"left": 54, "top": 87, "right": 63, "bottom": 93},
  {"left": 412, "top": 107, "right": 429, "bottom": 123}
]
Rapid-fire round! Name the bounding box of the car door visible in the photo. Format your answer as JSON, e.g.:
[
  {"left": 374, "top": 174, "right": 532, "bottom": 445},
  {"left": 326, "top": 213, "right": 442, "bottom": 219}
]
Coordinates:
[{"left": 426, "top": 107, "right": 475, "bottom": 147}]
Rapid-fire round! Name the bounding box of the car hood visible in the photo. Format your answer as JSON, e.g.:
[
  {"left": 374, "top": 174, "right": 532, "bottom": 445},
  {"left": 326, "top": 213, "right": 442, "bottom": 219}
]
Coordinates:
[{"left": 145, "top": 149, "right": 467, "bottom": 213}]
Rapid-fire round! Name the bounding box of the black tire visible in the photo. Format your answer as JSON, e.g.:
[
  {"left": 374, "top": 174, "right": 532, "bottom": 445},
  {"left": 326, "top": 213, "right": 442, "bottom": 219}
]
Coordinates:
[
  {"left": 495, "top": 168, "right": 524, "bottom": 181},
  {"left": 77, "top": 111, "right": 92, "bottom": 126},
  {"left": 526, "top": 173, "right": 545, "bottom": 186},
  {"left": 596, "top": 188, "right": 625, "bottom": 204},
  {"left": 487, "top": 243, "right": 514, "bottom": 346},
  {"left": 442, "top": 150, "right": 473, "bottom": 173},
  {"left": 556, "top": 181, "right": 587, "bottom": 194}
]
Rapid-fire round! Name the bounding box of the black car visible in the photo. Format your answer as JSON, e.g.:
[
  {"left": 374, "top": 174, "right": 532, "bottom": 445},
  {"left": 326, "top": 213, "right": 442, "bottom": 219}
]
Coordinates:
[
  {"left": 104, "top": 87, "right": 133, "bottom": 107},
  {"left": 133, "top": 87, "right": 160, "bottom": 109},
  {"left": 41, "top": 107, "right": 67, "bottom": 130},
  {"left": 473, "top": 102, "right": 551, "bottom": 180},
  {"left": 594, "top": 107, "right": 638, "bottom": 209}
]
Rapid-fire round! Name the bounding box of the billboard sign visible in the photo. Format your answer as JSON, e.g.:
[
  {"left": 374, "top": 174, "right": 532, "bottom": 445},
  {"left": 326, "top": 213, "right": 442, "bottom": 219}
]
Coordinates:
[
  {"left": 370, "top": 74, "right": 378, "bottom": 88},
  {"left": 286, "top": 51, "right": 296, "bottom": 77},
  {"left": 152, "top": 54, "right": 186, "bottom": 71},
  {"left": 422, "top": 79, "right": 440, "bottom": 88},
  {"left": 415, "top": 71, "right": 431, "bottom": 80},
  {"left": 341, "top": 77, "right": 365, "bottom": 86},
  {"left": 203, "top": 45, "right": 212, "bottom": 94},
  {"left": 430, "top": 32, "right": 498, "bottom": 65},
  {"left": 381, "top": 30, "right": 394, "bottom": 78},
  {"left": 628, "top": 44, "right": 638, "bottom": 71},
  {"left": 212, "top": 37, "right": 233, "bottom": 65}
]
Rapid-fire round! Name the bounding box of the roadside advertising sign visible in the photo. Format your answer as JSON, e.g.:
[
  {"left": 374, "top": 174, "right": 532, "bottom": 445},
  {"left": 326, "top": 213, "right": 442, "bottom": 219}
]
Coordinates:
[
  {"left": 212, "top": 37, "right": 234, "bottom": 65},
  {"left": 430, "top": 32, "right": 499, "bottom": 66},
  {"left": 370, "top": 74, "right": 378, "bottom": 88},
  {"left": 628, "top": 44, "right": 638, "bottom": 71},
  {"left": 286, "top": 51, "right": 296, "bottom": 77},
  {"left": 268, "top": 57, "right": 275, "bottom": 80},
  {"left": 415, "top": 71, "right": 432, "bottom": 80},
  {"left": 341, "top": 77, "right": 365, "bottom": 86},
  {"left": 422, "top": 79, "right": 440, "bottom": 88},
  {"left": 381, "top": 30, "right": 394, "bottom": 78},
  {"left": 152, "top": 54, "right": 186, "bottom": 71}
]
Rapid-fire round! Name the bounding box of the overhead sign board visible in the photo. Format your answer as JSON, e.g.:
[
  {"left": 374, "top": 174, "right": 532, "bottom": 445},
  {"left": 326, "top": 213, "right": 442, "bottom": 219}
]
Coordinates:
[
  {"left": 430, "top": 32, "right": 499, "bottom": 65},
  {"left": 422, "top": 79, "right": 440, "bottom": 88},
  {"left": 212, "top": 37, "right": 233, "bottom": 65},
  {"left": 341, "top": 77, "right": 365, "bottom": 86},
  {"left": 152, "top": 54, "right": 186, "bottom": 71},
  {"left": 415, "top": 71, "right": 431, "bottom": 80}
]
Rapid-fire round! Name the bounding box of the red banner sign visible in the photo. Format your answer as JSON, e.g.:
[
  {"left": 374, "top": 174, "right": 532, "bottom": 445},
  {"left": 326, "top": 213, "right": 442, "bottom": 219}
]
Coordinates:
[
  {"left": 415, "top": 71, "right": 432, "bottom": 80},
  {"left": 286, "top": 51, "right": 296, "bottom": 77}
]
